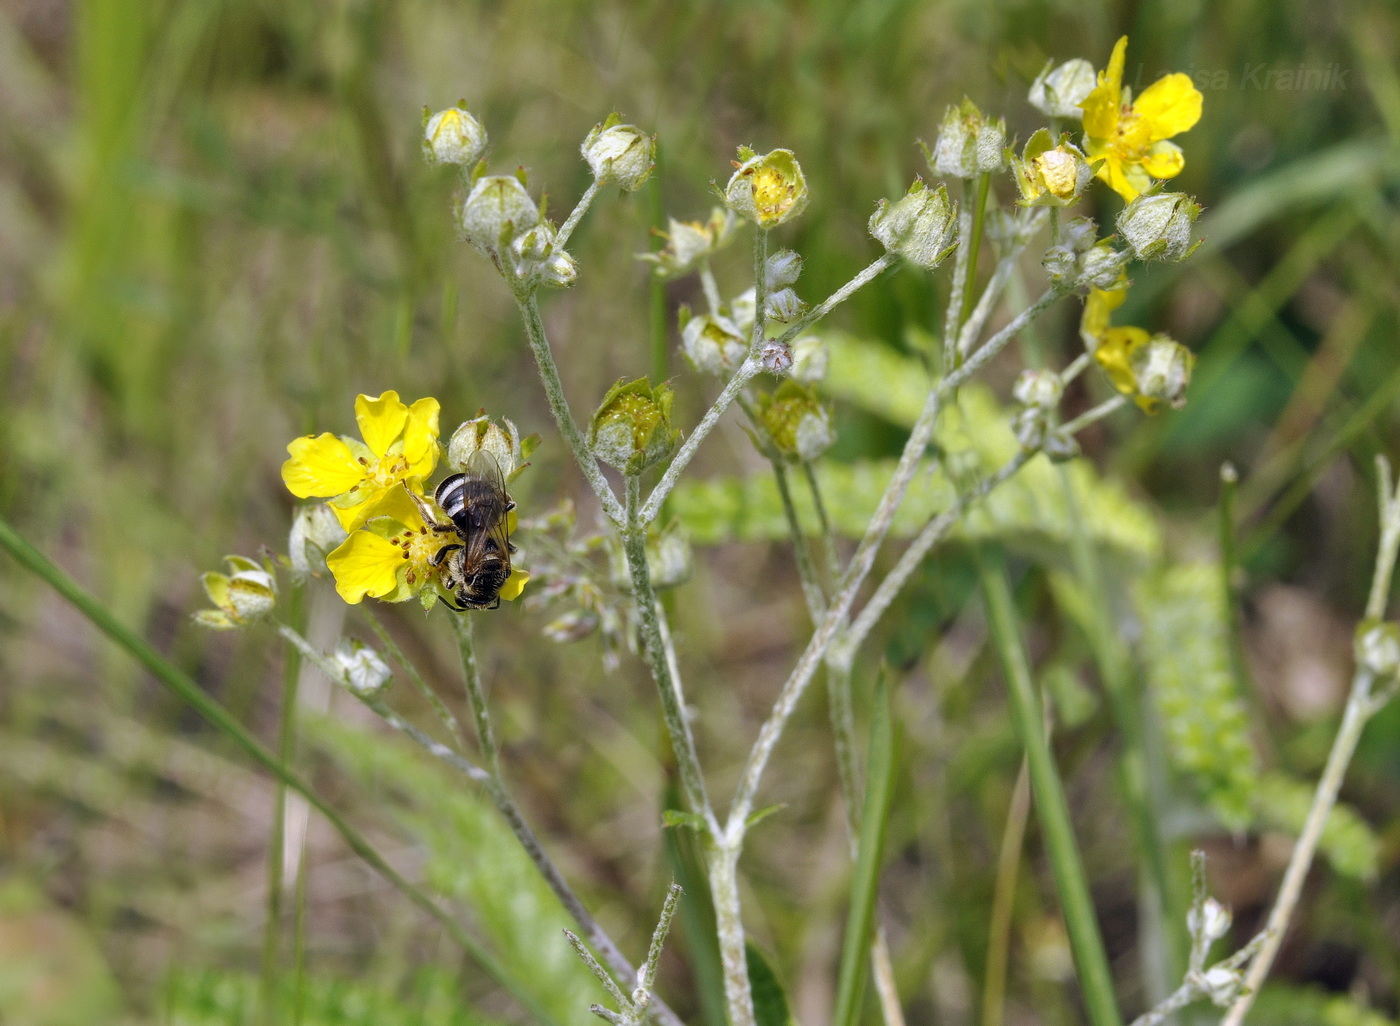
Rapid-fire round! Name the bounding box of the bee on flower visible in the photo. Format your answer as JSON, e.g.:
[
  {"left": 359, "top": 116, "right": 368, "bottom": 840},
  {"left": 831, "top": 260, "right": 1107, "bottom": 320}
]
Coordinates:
[
  {"left": 283, "top": 394, "right": 528, "bottom": 611},
  {"left": 1081, "top": 36, "right": 1204, "bottom": 202}
]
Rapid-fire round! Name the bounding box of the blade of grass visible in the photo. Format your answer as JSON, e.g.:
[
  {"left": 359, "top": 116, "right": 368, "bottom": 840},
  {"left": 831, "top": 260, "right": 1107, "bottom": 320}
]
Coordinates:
[
  {"left": 833, "top": 669, "right": 899, "bottom": 1026},
  {"left": 0, "top": 514, "right": 560, "bottom": 1026},
  {"left": 975, "top": 546, "right": 1121, "bottom": 1026}
]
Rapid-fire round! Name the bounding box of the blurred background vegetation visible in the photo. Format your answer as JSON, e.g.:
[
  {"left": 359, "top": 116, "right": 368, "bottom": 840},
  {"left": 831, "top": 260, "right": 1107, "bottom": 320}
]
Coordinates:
[{"left": 1, "top": 0, "right": 1398, "bottom": 1024}]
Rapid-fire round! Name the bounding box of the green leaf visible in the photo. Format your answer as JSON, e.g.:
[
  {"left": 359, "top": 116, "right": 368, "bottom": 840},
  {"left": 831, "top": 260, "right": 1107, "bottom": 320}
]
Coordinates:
[
  {"left": 745, "top": 803, "right": 787, "bottom": 829},
  {"left": 304, "top": 716, "right": 599, "bottom": 1025},
  {"left": 832, "top": 671, "right": 898, "bottom": 1026},
  {"left": 671, "top": 382, "right": 1160, "bottom": 564},
  {"left": 662, "top": 809, "right": 710, "bottom": 832},
  {"left": 1133, "top": 563, "right": 1259, "bottom": 830},
  {"left": 745, "top": 943, "right": 794, "bottom": 1026},
  {"left": 1255, "top": 771, "right": 1380, "bottom": 881}
]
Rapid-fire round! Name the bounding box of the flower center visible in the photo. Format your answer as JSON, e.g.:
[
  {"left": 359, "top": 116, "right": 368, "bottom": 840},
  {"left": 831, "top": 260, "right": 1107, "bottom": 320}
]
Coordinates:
[
  {"left": 364, "top": 452, "right": 411, "bottom": 491},
  {"left": 388, "top": 522, "right": 449, "bottom": 590}
]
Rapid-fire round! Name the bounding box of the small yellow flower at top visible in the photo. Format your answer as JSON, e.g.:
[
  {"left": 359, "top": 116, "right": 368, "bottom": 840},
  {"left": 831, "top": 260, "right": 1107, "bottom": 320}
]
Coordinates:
[
  {"left": 282, "top": 391, "right": 441, "bottom": 532},
  {"left": 1081, "top": 36, "right": 1203, "bottom": 201}
]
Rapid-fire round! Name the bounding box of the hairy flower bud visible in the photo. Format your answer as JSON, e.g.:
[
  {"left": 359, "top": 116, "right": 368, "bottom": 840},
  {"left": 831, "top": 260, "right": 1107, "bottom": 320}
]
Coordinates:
[
  {"left": 448, "top": 414, "right": 536, "bottom": 482},
  {"left": 1117, "top": 190, "right": 1202, "bottom": 262},
  {"left": 582, "top": 116, "right": 655, "bottom": 192},
  {"left": 461, "top": 174, "right": 541, "bottom": 256},
  {"left": 761, "top": 340, "right": 793, "bottom": 375},
  {"left": 926, "top": 99, "right": 1006, "bottom": 178},
  {"left": 1011, "top": 130, "right": 1097, "bottom": 207},
  {"left": 725, "top": 147, "right": 809, "bottom": 228},
  {"left": 1013, "top": 369, "right": 1064, "bottom": 410},
  {"left": 680, "top": 311, "right": 747, "bottom": 375},
  {"left": 195, "top": 555, "right": 277, "bottom": 629},
  {"left": 868, "top": 179, "right": 958, "bottom": 268},
  {"left": 1187, "top": 897, "right": 1232, "bottom": 946},
  {"left": 423, "top": 105, "right": 488, "bottom": 167},
  {"left": 508, "top": 222, "right": 577, "bottom": 288},
  {"left": 1028, "top": 58, "right": 1097, "bottom": 119},
  {"left": 331, "top": 638, "right": 392, "bottom": 697},
  {"left": 639, "top": 208, "right": 739, "bottom": 279},
  {"left": 589, "top": 378, "right": 681, "bottom": 476},
  {"left": 289, "top": 504, "right": 348, "bottom": 579},
  {"left": 1355, "top": 620, "right": 1400, "bottom": 679},
  {"left": 756, "top": 381, "right": 834, "bottom": 462}
]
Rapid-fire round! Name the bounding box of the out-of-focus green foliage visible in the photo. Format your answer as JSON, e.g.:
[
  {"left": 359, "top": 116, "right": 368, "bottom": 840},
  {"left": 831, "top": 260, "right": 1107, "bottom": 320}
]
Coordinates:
[
  {"left": 304, "top": 716, "right": 601, "bottom": 1023},
  {"left": 1133, "top": 563, "right": 1258, "bottom": 829},
  {"left": 163, "top": 968, "right": 504, "bottom": 1026},
  {"left": 1249, "top": 985, "right": 1398, "bottom": 1026},
  {"left": 672, "top": 378, "right": 1161, "bottom": 562},
  {"left": 1256, "top": 771, "right": 1381, "bottom": 881}
]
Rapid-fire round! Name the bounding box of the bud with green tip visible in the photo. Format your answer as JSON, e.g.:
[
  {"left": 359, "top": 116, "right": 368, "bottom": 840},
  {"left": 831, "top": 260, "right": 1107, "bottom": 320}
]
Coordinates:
[
  {"left": 925, "top": 99, "right": 1006, "bottom": 179},
  {"left": 868, "top": 179, "right": 958, "bottom": 268},
  {"left": 582, "top": 115, "right": 656, "bottom": 192},
  {"left": 461, "top": 173, "right": 541, "bottom": 256},
  {"left": 289, "top": 504, "right": 348, "bottom": 580},
  {"left": 423, "top": 104, "right": 488, "bottom": 167},
  {"left": 589, "top": 377, "right": 681, "bottom": 476},
  {"left": 448, "top": 414, "right": 537, "bottom": 482},
  {"left": 724, "top": 147, "right": 809, "bottom": 229},
  {"left": 1011, "top": 130, "right": 1098, "bottom": 207},
  {"left": 1028, "top": 58, "right": 1096, "bottom": 119},
  {"left": 1116, "top": 189, "right": 1202, "bottom": 262},
  {"left": 195, "top": 555, "right": 277, "bottom": 629},
  {"left": 680, "top": 310, "right": 747, "bottom": 375},
  {"left": 1355, "top": 620, "right": 1400, "bottom": 679},
  {"left": 331, "top": 638, "right": 393, "bottom": 697},
  {"left": 755, "top": 381, "right": 834, "bottom": 462}
]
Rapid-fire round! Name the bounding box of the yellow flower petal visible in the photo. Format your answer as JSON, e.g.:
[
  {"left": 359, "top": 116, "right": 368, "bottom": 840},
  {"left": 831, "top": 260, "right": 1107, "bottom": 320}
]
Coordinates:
[
  {"left": 1141, "top": 140, "right": 1186, "bottom": 180},
  {"left": 500, "top": 567, "right": 530, "bottom": 602},
  {"left": 283, "top": 433, "right": 365, "bottom": 499},
  {"left": 401, "top": 396, "right": 442, "bottom": 478},
  {"left": 1081, "top": 288, "right": 1127, "bottom": 344},
  {"left": 1094, "top": 326, "right": 1151, "bottom": 397},
  {"left": 326, "top": 529, "right": 408, "bottom": 604},
  {"left": 1133, "top": 74, "right": 1203, "bottom": 141},
  {"left": 201, "top": 571, "right": 232, "bottom": 611},
  {"left": 355, "top": 391, "right": 408, "bottom": 458},
  {"left": 1081, "top": 36, "right": 1127, "bottom": 139}
]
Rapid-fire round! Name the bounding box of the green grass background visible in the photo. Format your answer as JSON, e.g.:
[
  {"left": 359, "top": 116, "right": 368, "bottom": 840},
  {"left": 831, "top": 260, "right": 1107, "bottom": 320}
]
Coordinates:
[{"left": 1, "top": 0, "right": 1398, "bottom": 1024}]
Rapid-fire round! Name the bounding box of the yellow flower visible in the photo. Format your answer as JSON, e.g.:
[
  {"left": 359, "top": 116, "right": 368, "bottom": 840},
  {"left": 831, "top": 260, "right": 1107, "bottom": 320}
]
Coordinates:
[
  {"left": 282, "top": 391, "right": 441, "bottom": 531},
  {"left": 1081, "top": 36, "right": 1202, "bottom": 201},
  {"left": 325, "top": 493, "right": 529, "bottom": 610},
  {"left": 1081, "top": 287, "right": 1193, "bottom": 413}
]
